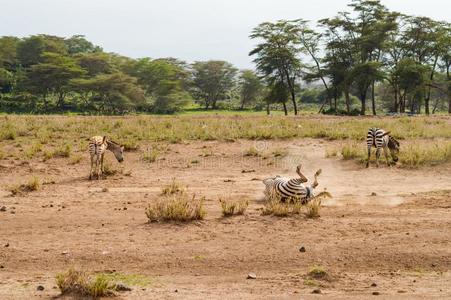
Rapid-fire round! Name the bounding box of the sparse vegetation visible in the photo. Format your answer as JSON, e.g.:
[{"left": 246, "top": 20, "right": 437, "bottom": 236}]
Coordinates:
[
  {"left": 143, "top": 148, "right": 159, "bottom": 163},
  {"left": 219, "top": 197, "right": 249, "bottom": 217},
  {"left": 244, "top": 146, "right": 261, "bottom": 157},
  {"left": 146, "top": 191, "right": 206, "bottom": 222},
  {"left": 305, "top": 198, "right": 322, "bottom": 218},
  {"left": 307, "top": 265, "right": 331, "bottom": 281},
  {"left": 102, "top": 161, "right": 119, "bottom": 176},
  {"left": 69, "top": 154, "right": 83, "bottom": 165},
  {"left": 161, "top": 178, "right": 186, "bottom": 195},
  {"left": 56, "top": 268, "right": 145, "bottom": 297},
  {"left": 9, "top": 176, "right": 41, "bottom": 196}
]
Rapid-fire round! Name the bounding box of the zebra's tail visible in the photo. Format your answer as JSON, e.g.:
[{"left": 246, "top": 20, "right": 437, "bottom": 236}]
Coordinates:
[
  {"left": 312, "top": 169, "right": 322, "bottom": 189},
  {"left": 313, "top": 191, "right": 332, "bottom": 199}
]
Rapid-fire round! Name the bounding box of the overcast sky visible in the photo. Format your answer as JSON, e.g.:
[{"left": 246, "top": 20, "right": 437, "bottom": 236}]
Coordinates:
[{"left": 2, "top": 0, "right": 450, "bottom": 68}]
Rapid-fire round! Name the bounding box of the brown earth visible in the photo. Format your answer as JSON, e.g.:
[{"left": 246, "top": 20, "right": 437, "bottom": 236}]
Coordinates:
[{"left": 0, "top": 139, "right": 450, "bottom": 299}]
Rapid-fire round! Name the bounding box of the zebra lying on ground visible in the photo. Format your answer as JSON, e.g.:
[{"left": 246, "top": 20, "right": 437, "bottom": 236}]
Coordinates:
[
  {"left": 88, "top": 136, "right": 124, "bottom": 180},
  {"left": 366, "top": 128, "right": 400, "bottom": 168},
  {"left": 263, "top": 165, "right": 329, "bottom": 204}
]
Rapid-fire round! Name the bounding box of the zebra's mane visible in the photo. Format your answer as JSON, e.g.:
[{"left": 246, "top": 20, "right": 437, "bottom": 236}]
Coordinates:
[{"left": 106, "top": 139, "right": 122, "bottom": 148}]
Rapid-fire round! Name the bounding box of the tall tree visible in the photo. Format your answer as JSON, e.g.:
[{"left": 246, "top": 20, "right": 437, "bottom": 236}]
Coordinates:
[
  {"left": 191, "top": 60, "right": 237, "bottom": 109},
  {"left": 239, "top": 70, "right": 263, "bottom": 109},
  {"left": 250, "top": 20, "right": 303, "bottom": 115}
]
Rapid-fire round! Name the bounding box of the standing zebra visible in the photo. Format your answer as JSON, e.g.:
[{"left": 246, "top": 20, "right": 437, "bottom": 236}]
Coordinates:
[
  {"left": 263, "top": 165, "right": 327, "bottom": 203},
  {"left": 366, "top": 128, "right": 400, "bottom": 168},
  {"left": 88, "top": 136, "right": 124, "bottom": 180}
]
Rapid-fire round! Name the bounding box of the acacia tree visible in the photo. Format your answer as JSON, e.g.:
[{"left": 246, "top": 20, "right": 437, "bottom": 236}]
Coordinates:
[
  {"left": 239, "top": 70, "right": 263, "bottom": 109},
  {"left": 191, "top": 60, "right": 237, "bottom": 109},
  {"left": 20, "top": 52, "right": 85, "bottom": 110},
  {"left": 250, "top": 20, "right": 302, "bottom": 115}
]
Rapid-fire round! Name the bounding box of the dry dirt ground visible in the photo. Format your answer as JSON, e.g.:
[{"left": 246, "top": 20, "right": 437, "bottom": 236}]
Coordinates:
[{"left": 1, "top": 138, "right": 450, "bottom": 299}]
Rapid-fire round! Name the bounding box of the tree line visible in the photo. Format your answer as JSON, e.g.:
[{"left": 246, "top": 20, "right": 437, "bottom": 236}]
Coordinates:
[{"left": 0, "top": 0, "right": 449, "bottom": 115}]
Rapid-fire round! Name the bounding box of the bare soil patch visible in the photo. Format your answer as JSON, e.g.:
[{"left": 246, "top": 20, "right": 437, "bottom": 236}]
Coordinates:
[{"left": 1, "top": 139, "right": 450, "bottom": 299}]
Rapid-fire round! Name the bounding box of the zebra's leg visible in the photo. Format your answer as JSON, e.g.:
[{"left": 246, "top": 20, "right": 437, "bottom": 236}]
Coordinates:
[
  {"left": 366, "top": 146, "right": 371, "bottom": 168},
  {"left": 296, "top": 165, "right": 308, "bottom": 183},
  {"left": 376, "top": 147, "right": 381, "bottom": 168},
  {"left": 383, "top": 146, "right": 391, "bottom": 166},
  {"left": 96, "top": 155, "right": 101, "bottom": 180},
  {"left": 89, "top": 155, "right": 94, "bottom": 180},
  {"left": 100, "top": 153, "right": 105, "bottom": 174}
]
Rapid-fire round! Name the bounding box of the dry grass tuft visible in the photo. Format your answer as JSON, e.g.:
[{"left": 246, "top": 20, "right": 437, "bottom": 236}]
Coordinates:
[
  {"left": 142, "top": 148, "right": 159, "bottom": 163},
  {"left": 9, "top": 176, "right": 41, "bottom": 196},
  {"left": 244, "top": 146, "right": 261, "bottom": 157},
  {"left": 219, "top": 197, "right": 249, "bottom": 217},
  {"left": 161, "top": 178, "right": 186, "bottom": 195},
  {"left": 307, "top": 265, "right": 330, "bottom": 280},
  {"left": 305, "top": 198, "right": 322, "bottom": 218},
  {"left": 55, "top": 268, "right": 131, "bottom": 297},
  {"left": 146, "top": 191, "right": 206, "bottom": 223},
  {"left": 102, "top": 162, "right": 119, "bottom": 176}
]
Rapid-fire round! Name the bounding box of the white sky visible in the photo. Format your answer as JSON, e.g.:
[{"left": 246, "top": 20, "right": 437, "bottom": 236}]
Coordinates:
[{"left": 1, "top": 0, "right": 450, "bottom": 68}]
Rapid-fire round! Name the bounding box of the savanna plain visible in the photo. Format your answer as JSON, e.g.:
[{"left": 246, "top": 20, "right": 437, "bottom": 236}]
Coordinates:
[{"left": 1, "top": 114, "right": 451, "bottom": 299}]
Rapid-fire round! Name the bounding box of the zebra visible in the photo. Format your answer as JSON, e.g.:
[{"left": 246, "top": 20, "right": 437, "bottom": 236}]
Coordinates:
[
  {"left": 366, "top": 128, "right": 400, "bottom": 168},
  {"left": 263, "top": 165, "right": 329, "bottom": 204},
  {"left": 88, "top": 136, "right": 124, "bottom": 180}
]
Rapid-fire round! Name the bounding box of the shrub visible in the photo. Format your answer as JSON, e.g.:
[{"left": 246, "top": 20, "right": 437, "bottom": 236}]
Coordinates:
[
  {"left": 56, "top": 268, "right": 115, "bottom": 297},
  {"left": 219, "top": 197, "right": 249, "bottom": 217},
  {"left": 146, "top": 192, "right": 206, "bottom": 222}
]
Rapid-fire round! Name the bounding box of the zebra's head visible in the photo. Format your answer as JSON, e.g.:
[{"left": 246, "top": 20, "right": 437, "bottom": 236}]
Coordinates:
[
  {"left": 387, "top": 136, "right": 400, "bottom": 162},
  {"left": 107, "top": 139, "right": 125, "bottom": 163}
]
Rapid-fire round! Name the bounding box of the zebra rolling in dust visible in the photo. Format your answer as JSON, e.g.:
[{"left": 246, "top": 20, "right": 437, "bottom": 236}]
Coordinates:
[
  {"left": 88, "top": 136, "right": 124, "bottom": 180},
  {"left": 366, "top": 128, "right": 400, "bottom": 168},
  {"left": 263, "top": 164, "right": 331, "bottom": 204}
]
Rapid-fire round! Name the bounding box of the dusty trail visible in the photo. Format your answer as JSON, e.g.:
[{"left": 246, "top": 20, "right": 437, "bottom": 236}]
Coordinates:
[{"left": 0, "top": 139, "right": 450, "bottom": 299}]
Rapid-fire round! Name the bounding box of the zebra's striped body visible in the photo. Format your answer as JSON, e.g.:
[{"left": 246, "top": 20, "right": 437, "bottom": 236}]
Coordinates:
[
  {"left": 88, "top": 136, "right": 124, "bottom": 180},
  {"left": 263, "top": 166, "right": 322, "bottom": 204},
  {"left": 264, "top": 176, "right": 314, "bottom": 203},
  {"left": 366, "top": 128, "right": 400, "bottom": 168}
]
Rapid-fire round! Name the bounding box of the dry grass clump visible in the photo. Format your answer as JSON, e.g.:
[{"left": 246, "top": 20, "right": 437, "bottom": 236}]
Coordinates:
[
  {"left": 9, "top": 176, "right": 41, "bottom": 196},
  {"left": 219, "top": 197, "right": 249, "bottom": 217},
  {"left": 143, "top": 148, "right": 159, "bottom": 163},
  {"left": 307, "top": 265, "right": 331, "bottom": 281},
  {"left": 56, "top": 268, "right": 138, "bottom": 297},
  {"left": 244, "top": 146, "right": 261, "bottom": 157},
  {"left": 102, "top": 161, "right": 119, "bottom": 176},
  {"left": 69, "top": 154, "right": 83, "bottom": 165},
  {"left": 146, "top": 191, "right": 206, "bottom": 223},
  {"left": 262, "top": 191, "right": 304, "bottom": 217},
  {"left": 161, "top": 178, "right": 186, "bottom": 195},
  {"left": 305, "top": 198, "right": 322, "bottom": 218}
]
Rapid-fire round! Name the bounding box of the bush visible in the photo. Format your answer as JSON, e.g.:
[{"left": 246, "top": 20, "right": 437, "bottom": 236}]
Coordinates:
[
  {"left": 56, "top": 268, "right": 116, "bottom": 297},
  {"left": 146, "top": 191, "right": 206, "bottom": 222},
  {"left": 219, "top": 197, "right": 249, "bottom": 217}
]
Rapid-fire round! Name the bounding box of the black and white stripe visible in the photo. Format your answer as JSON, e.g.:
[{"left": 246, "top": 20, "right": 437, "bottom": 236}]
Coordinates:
[
  {"left": 89, "top": 136, "right": 124, "bottom": 180},
  {"left": 263, "top": 176, "right": 315, "bottom": 203},
  {"left": 366, "top": 128, "right": 400, "bottom": 168}
]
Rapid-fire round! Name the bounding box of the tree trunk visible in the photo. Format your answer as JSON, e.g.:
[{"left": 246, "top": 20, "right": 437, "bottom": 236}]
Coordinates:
[
  {"left": 266, "top": 103, "right": 270, "bottom": 115},
  {"left": 360, "top": 92, "right": 367, "bottom": 116},
  {"left": 282, "top": 102, "right": 288, "bottom": 116},
  {"left": 393, "top": 86, "right": 399, "bottom": 113},
  {"left": 425, "top": 55, "right": 439, "bottom": 115},
  {"left": 345, "top": 89, "right": 350, "bottom": 114},
  {"left": 334, "top": 94, "right": 338, "bottom": 114},
  {"left": 371, "top": 81, "right": 376, "bottom": 116}
]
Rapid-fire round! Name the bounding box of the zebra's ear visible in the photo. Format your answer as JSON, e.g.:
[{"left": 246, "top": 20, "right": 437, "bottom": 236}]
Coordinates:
[
  {"left": 102, "top": 136, "right": 107, "bottom": 143},
  {"left": 382, "top": 131, "right": 391, "bottom": 137}
]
